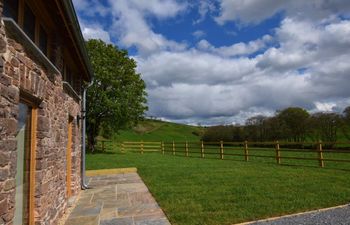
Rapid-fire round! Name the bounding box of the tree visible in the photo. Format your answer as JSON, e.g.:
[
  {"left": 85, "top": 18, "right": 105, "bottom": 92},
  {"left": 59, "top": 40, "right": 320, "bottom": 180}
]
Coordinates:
[
  {"left": 86, "top": 39, "right": 148, "bottom": 151},
  {"left": 344, "top": 106, "right": 350, "bottom": 123},
  {"left": 245, "top": 115, "right": 267, "bottom": 141},
  {"left": 340, "top": 106, "right": 350, "bottom": 140},
  {"left": 201, "top": 125, "right": 245, "bottom": 142},
  {"left": 276, "top": 107, "right": 310, "bottom": 142},
  {"left": 263, "top": 116, "right": 287, "bottom": 141},
  {"left": 308, "top": 112, "right": 340, "bottom": 143}
]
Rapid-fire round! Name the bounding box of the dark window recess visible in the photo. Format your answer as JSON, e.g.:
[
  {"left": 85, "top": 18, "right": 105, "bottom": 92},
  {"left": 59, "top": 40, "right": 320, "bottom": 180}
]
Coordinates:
[
  {"left": 49, "top": 42, "right": 57, "bottom": 66},
  {"left": 23, "top": 4, "right": 36, "bottom": 41},
  {"left": 3, "top": 0, "right": 19, "bottom": 21},
  {"left": 39, "top": 25, "right": 48, "bottom": 55},
  {"left": 74, "top": 77, "right": 81, "bottom": 95},
  {"left": 64, "top": 66, "right": 74, "bottom": 87}
]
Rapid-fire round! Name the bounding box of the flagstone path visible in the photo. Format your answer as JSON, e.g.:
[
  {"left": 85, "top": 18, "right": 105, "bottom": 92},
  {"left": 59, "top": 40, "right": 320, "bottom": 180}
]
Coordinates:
[{"left": 64, "top": 172, "right": 171, "bottom": 225}]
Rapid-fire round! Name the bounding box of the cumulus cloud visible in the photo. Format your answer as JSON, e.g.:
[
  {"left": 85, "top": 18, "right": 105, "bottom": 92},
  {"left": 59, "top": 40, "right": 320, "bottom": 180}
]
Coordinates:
[
  {"left": 192, "top": 30, "right": 206, "bottom": 39},
  {"left": 193, "top": 0, "right": 217, "bottom": 24},
  {"left": 135, "top": 50, "right": 256, "bottom": 88},
  {"left": 197, "top": 35, "right": 272, "bottom": 57},
  {"left": 108, "top": 0, "right": 188, "bottom": 55},
  {"left": 81, "top": 25, "right": 111, "bottom": 43},
  {"left": 144, "top": 72, "right": 312, "bottom": 124},
  {"left": 72, "top": 0, "right": 111, "bottom": 42},
  {"left": 215, "top": 0, "right": 350, "bottom": 25},
  {"left": 73, "top": 0, "right": 110, "bottom": 17},
  {"left": 137, "top": 16, "right": 350, "bottom": 124},
  {"left": 73, "top": 0, "right": 350, "bottom": 124}
]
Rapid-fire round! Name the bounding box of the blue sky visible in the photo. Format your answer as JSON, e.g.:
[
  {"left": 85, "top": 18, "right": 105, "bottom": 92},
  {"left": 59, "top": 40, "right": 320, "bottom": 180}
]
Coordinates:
[{"left": 73, "top": 0, "right": 350, "bottom": 125}]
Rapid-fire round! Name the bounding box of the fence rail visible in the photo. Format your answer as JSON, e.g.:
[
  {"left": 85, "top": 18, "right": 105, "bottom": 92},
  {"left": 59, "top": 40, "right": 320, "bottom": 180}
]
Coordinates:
[{"left": 121, "top": 140, "right": 350, "bottom": 168}]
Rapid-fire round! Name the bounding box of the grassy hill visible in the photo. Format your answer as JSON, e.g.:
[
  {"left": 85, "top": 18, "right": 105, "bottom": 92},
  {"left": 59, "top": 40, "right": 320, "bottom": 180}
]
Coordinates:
[
  {"left": 112, "top": 119, "right": 204, "bottom": 142},
  {"left": 108, "top": 119, "right": 350, "bottom": 143}
]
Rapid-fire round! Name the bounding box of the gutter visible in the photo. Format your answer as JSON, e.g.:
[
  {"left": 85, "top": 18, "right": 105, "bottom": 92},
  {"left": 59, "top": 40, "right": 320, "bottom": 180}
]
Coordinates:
[
  {"left": 81, "top": 79, "right": 94, "bottom": 189},
  {"left": 60, "top": 0, "right": 94, "bottom": 81}
]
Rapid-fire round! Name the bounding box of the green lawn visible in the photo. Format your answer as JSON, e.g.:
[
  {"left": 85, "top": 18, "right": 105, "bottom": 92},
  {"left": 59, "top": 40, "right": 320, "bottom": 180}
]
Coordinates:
[
  {"left": 112, "top": 119, "right": 203, "bottom": 142},
  {"left": 87, "top": 147, "right": 350, "bottom": 225}
]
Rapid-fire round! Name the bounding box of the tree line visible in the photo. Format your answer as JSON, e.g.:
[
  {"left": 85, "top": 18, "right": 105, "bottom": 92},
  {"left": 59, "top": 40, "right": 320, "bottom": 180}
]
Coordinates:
[{"left": 202, "top": 107, "right": 350, "bottom": 143}]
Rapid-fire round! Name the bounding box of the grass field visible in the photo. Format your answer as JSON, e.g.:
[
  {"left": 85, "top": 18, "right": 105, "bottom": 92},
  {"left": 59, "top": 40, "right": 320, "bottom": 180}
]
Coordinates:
[
  {"left": 87, "top": 145, "right": 350, "bottom": 225},
  {"left": 111, "top": 119, "right": 203, "bottom": 142}
]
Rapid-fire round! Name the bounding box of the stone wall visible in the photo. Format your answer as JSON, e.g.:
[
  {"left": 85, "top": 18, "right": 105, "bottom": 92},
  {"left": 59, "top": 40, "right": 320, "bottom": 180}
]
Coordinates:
[{"left": 0, "top": 2, "right": 82, "bottom": 224}]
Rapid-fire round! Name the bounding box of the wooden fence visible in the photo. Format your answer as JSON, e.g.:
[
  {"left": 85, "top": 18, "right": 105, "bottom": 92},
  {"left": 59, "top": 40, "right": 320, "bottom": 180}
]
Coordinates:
[
  {"left": 121, "top": 141, "right": 350, "bottom": 168},
  {"left": 95, "top": 139, "right": 113, "bottom": 152}
]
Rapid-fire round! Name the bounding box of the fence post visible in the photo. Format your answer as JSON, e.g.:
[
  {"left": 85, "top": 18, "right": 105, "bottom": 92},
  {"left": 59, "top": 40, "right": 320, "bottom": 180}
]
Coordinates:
[
  {"left": 185, "top": 141, "right": 189, "bottom": 157},
  {"left": 121, "top": 142, "right": 125, "bottom": 153},
  {"left": 275, "top": 141, "right": 281, "bottom": 164},
  {"left": 172, "top": 141, "right": 176, "bottom": 155},
  {"left": 244, "top": 141, "right": 249, "bottom": 161},
  {"left": 102, "top": 141, "right": 105, "bottom": 152},
  {"left": 141, "top": 140, "right": 144, "bottom": 154},
  {"left": 220, "top": 141, "right": 224, "bottom": 160},
  {"left": 161, "top": 141, "right": 165, "bottom": 155},
  {"left": 201, "top": 141, "right": 204, "bottom": 158},
  {"left": 318, "top": 140, "right": 324, "bottom": 168}
]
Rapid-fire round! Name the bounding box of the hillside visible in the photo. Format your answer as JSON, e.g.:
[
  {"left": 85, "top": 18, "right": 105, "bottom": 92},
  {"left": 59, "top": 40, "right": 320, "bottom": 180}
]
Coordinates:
[{"left": 112, "top": 119, "right": 204, "bottom": 142}]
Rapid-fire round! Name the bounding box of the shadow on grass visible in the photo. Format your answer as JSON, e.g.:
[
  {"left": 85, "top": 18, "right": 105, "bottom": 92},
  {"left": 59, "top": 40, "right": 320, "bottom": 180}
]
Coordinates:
[
  {"left": 86, "top": 150, "right": 118, "bottom": 155},
  {"left": 160, "top": 152, "right": 350, "bottom": 172},
  {"left": 280, "top": 163, "right": 350, "bottom": 172}
]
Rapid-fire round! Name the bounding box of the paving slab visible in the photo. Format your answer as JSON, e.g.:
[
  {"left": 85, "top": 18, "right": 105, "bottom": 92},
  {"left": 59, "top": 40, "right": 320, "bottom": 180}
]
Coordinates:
[{"left": 64, "top": 171, "right": 170, "bottom": 225}]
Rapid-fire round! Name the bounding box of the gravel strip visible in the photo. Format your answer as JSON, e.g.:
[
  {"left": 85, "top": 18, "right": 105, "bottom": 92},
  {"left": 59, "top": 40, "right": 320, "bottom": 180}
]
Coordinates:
[{"left": 249, "top": 205, "right": 350, "bottom": 225}]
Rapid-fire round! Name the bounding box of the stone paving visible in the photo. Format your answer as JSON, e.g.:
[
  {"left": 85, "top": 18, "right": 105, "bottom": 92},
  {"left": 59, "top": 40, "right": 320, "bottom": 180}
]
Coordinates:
[{"left": 64, "top": 172, "right": 171, "bottom": 225}]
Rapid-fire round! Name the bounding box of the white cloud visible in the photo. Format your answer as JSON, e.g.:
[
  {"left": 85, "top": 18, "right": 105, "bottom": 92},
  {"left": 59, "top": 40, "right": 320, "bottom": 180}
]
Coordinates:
[
  {"left": 135, "top": 50, "right": 256, "bottom": 87},
  {"left": 215, "top": 0, "right": 285, "bottom": 25},
  {"left": 72, "top": 0, "right": 111, "bottom": 42},
  {"left": 81, "top": 26, "right": 111, "bottom": 43},
  {"left": 215, "top": 0, "right": 350, "bottom": 25},
  {"left": 192, "top": 30, "right": 206, "bottom": 39},
  {"left": 108, "top": 0, "right": 188, "bottom": 55},
  {"left": 73, "top": 0, "right": 110, "bottom": 17},
  {"left": 73, "top": 0, "right": 350, "bottom": 124},
  {"left": 197, "top": 35, "right": 272, "bottom": 57},
  {"left": 137, "top": 15, "right": 350, "bottom": 123},
  {"left": 314, "top": 102, "right": 337, "bottom": 112},
  {"left": 193, "top": 0, "right": 217, "bottom": 24},
  {"left": 122, "top": 0, "right": 187, "bottom": 19}
]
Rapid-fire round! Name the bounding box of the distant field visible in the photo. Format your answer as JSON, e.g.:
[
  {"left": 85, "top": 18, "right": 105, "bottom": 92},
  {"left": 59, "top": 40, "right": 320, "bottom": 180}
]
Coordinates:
[
  {"left": 87, "top": 149, "right": 350, "bottom": 225},
  {"left": 112, "top": 119, "right": 204, "bottom": 142}
]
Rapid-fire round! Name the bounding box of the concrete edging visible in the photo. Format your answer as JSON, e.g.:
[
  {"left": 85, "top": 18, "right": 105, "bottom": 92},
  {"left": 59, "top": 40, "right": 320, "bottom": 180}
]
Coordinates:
[
  {"left": 233, "top": 203, "right": 350, "bottom": 225},
  {"left": 86, "top": 168, "right": 138, "bottom": 176}
]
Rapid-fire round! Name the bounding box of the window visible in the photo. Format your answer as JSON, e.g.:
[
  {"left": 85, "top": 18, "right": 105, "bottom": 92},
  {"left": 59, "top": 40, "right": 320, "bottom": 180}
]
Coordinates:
[
  {"left": 4, "top": 0, "right": 52, "bottom": 64},
  {"left": 39, "top": 25, "right": 48, "bottom": 55},
  {"left": 3, "top": 0, "right": 19, "bottom": 21},
  {"left": 14, "top": 103, "right": 31, "bottom": 225},
  {"left": 14, "top": 103, "right": 37, "bottom": 225},
  {"left": 23, "top": 4, "right": 36, "bottom": 42}
]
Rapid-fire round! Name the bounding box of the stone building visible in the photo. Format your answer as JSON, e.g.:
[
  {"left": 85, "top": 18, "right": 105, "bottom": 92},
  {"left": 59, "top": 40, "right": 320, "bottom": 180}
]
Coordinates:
[{"left": 0, "top": 0, "right": 93, "bottom": 224}]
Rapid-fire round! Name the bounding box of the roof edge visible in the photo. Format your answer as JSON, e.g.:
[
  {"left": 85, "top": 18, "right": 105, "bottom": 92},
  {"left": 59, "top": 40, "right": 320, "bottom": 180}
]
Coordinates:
[{"left": 61, "top": 0, "right": 94, "bottom": 82}]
